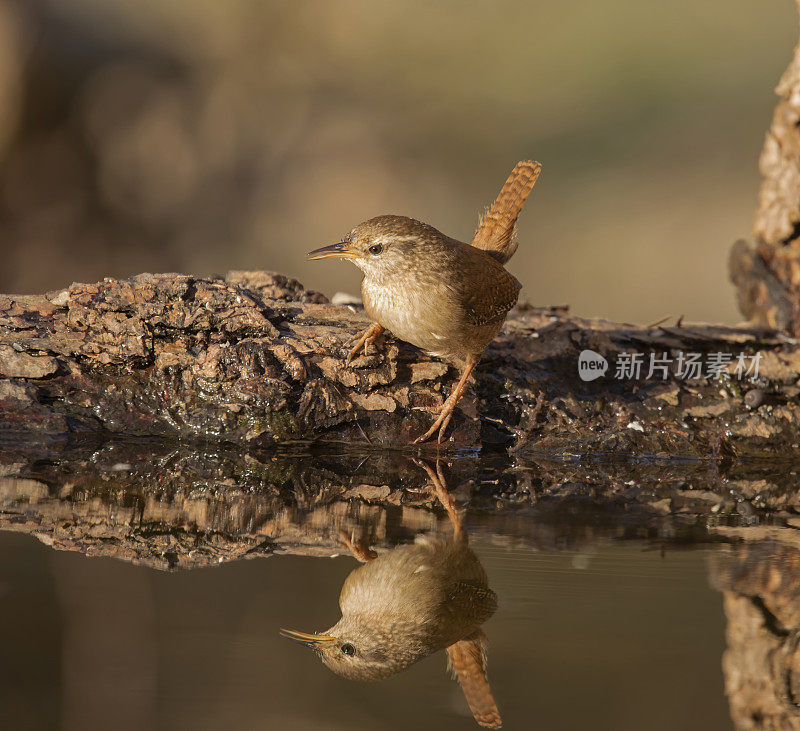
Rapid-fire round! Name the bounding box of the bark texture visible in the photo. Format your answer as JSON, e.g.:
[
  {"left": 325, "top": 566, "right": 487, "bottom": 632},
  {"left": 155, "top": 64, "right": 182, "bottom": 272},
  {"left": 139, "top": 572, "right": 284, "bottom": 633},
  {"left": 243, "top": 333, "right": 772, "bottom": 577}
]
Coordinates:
[
  {"left": 1, "top": 270, "right": 799, "bottom": 454},
  {"left": 731, "top": 0, "right": 800, "bottom": 332},
  {"left": 712, "top": 542, "right": 800, "bottom": 730}
]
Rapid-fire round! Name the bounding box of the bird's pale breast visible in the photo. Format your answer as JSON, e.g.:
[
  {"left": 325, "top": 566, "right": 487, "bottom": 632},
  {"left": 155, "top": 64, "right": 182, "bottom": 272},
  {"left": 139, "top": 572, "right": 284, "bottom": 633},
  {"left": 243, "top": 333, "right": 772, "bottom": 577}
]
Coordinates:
[{"left": 361, "top": 244, "right": 520, "bottom": 359}]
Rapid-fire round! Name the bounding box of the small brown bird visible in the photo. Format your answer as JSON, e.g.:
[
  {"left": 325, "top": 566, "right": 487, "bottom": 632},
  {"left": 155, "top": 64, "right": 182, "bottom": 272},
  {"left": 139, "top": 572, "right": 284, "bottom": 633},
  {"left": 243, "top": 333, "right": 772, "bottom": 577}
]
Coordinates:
[
  {"left": 308, "top": 160, "right": 541, "bottom": 443},
  {"left": 280, "top": 460, "right": 502, "bottom": 728}
]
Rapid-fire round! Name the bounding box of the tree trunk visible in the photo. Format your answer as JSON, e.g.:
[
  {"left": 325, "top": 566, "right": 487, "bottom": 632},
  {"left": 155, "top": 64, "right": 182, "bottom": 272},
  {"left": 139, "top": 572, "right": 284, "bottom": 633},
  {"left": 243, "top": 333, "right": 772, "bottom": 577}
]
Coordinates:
[{"left": 730, "top": 0, "right": 800, "bottom": 333}]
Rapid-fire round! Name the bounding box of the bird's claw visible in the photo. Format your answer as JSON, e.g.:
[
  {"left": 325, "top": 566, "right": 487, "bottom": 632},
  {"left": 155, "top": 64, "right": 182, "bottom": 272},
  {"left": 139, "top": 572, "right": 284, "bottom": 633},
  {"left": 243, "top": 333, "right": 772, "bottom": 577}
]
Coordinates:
[
  {"left": 344, "top": 323, "right": 385, "bottom": 366},
  {"left": 338, "top": 529, "right": 378, "bottom": 562},
  {"left": 412, "top": 458, "right": 464, "bottom": 535},
  {"left": 413, "top": 407, "right": 454, "bottom": 444},
  {"left": 413, "top": 357, "right": 476, "bottom": 444},
  {"left": 344, "top": 346, "right": 359, "bottom": 367}
]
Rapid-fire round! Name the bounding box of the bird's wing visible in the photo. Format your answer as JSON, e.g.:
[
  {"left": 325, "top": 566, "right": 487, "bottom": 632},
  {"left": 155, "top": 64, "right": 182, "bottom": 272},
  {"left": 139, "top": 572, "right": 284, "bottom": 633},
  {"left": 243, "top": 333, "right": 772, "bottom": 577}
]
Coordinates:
[
  {"left": 471, "top": 160, "right": 541, "bottom": 265},
  {"left": 445, "top": 579, "right": 498, "bottom": 624},
  {"left": 446, "top": 630, "right": 502, "bottom": 729},
  {"left": 459, "top": 261, "right": 521, "bottom": 327}
]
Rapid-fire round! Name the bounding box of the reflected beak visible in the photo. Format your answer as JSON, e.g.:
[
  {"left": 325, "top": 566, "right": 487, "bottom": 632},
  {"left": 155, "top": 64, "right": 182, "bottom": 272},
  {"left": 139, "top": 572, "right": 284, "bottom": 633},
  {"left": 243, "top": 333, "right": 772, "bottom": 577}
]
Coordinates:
[
  {"left": 307, "top": 242, "right": 360, "bottom": 260},
  {"left": 279, "top": 628, "right": 338, "bottom": 648}
]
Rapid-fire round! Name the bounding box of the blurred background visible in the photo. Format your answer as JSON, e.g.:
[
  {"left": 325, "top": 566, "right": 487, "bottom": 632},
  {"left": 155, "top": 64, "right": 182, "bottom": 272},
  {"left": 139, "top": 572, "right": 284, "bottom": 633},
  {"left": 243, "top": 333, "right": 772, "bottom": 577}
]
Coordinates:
[{"left": 0, "top": 0, "right": 795, "bottom": 324}]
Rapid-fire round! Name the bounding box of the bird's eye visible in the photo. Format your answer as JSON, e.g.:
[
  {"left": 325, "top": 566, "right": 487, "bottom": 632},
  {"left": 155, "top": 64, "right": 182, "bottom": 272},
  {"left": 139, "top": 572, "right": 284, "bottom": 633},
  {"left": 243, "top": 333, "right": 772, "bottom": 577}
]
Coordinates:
[
  {"left": 368, "top": 244, "right": 383, "bottom": 255},
  {"left": 341, "top": 643, "right": 356, "bottom": 656}
]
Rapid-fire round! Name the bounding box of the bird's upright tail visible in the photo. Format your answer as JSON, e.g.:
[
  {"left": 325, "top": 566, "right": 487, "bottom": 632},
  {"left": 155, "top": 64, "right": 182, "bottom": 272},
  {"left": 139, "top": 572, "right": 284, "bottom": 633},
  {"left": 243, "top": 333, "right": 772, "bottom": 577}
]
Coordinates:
[
  {"left": 471, "top": 160, "right": 541, "bottom": 265},
  {"left": 446, "top": 630, "right": 503, "bottom": 729}
]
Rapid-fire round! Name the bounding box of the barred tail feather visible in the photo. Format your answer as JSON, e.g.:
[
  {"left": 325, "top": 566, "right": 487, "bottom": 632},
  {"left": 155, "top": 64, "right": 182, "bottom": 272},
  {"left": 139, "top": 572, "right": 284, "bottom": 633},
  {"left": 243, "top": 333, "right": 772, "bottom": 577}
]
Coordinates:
[
  {"left": 472, "top": 160, "right": 541, "bottom": 265},
  {"left": 445, "top": 631, "right": 502, "bottom": 729}
]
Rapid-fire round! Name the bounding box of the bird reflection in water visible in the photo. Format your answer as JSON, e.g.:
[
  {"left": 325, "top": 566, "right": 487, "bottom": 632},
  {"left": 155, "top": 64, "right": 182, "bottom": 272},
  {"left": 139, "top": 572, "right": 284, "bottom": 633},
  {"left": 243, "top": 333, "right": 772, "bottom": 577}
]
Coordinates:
[{"left": 280, "top": 460, "right": 502, "bottom": 728}]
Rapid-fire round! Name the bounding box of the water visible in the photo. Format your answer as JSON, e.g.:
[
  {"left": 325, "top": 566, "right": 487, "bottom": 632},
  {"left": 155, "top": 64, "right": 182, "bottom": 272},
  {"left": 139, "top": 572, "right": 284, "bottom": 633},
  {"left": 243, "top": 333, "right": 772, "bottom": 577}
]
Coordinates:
[{"left": 0, "top": 438, "right": 796, "bottom": 730}]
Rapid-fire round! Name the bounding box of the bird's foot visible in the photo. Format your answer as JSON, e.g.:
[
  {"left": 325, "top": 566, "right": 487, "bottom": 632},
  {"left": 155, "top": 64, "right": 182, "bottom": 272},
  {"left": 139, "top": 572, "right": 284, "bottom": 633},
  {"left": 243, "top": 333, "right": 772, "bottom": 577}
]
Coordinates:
[
  {"left": 337, "top": 529, "right": 378, "bottom": 562},
  {"left": 344, "top": 323, "right": 385, "bottom": 366},
  {"left": 412, "top": 458, "right": 464, "bottom": 535},
  {"left": 413, "top": 398, "right": 457, "bottom": 444},
  {"left": 413, "top": 357, "right": 478, "bottom": 444}
]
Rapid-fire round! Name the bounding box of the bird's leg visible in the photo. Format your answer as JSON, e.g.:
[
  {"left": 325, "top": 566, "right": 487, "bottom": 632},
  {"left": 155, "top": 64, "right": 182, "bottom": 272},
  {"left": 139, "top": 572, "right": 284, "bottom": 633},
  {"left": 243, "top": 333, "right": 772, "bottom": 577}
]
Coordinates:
[
  {"left": 344, "top": 323, "right": 385, "bottom": 366},
  {"left": 413, "top": 459, "right": 464, "bottom": 540},
  {"left": 337, "top": 529, "right": 377, "bottom": 562},
  {"left": 415, "top": 459, "right": 499, "bottom": 727},
  {"left": 414, "top": 355, "right": 478, "bottom": 444}
]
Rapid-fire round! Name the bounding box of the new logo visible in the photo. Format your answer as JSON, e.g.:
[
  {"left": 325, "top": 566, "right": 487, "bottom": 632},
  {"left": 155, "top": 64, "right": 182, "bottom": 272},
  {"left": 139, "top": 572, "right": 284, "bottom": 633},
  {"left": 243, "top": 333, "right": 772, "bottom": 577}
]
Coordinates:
[{"left": 578, "top": 350, "right": 608, "bottom": 381}]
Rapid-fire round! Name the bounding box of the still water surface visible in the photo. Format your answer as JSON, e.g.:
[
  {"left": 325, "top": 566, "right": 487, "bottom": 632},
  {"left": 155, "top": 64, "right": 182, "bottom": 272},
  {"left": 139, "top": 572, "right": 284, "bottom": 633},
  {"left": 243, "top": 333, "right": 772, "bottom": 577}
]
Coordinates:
[
  {"left": 1, "top": 531, "right": 740, "bottom": 730},
  {"left": 1, "top": 443, "right": 794, "bottom": 730}
]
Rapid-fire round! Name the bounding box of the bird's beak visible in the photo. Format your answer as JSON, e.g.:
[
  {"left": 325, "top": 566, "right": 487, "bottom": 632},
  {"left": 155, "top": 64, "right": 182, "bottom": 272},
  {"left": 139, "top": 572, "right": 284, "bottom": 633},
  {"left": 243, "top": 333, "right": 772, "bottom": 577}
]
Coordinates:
[
  {"left": 279, "top": 628, "right": 338, "bottom": 648},
  {"left": 307, "top": 242, "right": 360, "bottom": 260}
]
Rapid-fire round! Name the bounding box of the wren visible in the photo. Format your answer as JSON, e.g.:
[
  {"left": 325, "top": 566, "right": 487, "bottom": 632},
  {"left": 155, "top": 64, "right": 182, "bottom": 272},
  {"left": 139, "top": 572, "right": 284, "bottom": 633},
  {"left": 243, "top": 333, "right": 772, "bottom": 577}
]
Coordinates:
[
  {"left": 281, "top": 460, "right": 502, "bottom": 728},
  {"left": 309, "top": 160, "right": 541, "bottom": 443}
]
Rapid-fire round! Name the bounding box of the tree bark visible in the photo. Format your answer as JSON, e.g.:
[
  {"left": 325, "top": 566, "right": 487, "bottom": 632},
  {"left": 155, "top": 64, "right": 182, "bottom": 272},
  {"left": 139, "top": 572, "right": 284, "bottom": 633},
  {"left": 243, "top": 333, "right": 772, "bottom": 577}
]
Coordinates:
[
  {"left": 730, "top": 0, "right": 800, "bottom": 333},
  {"left": 0, "top": 270, "right": 798, "bottom": 454}
]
